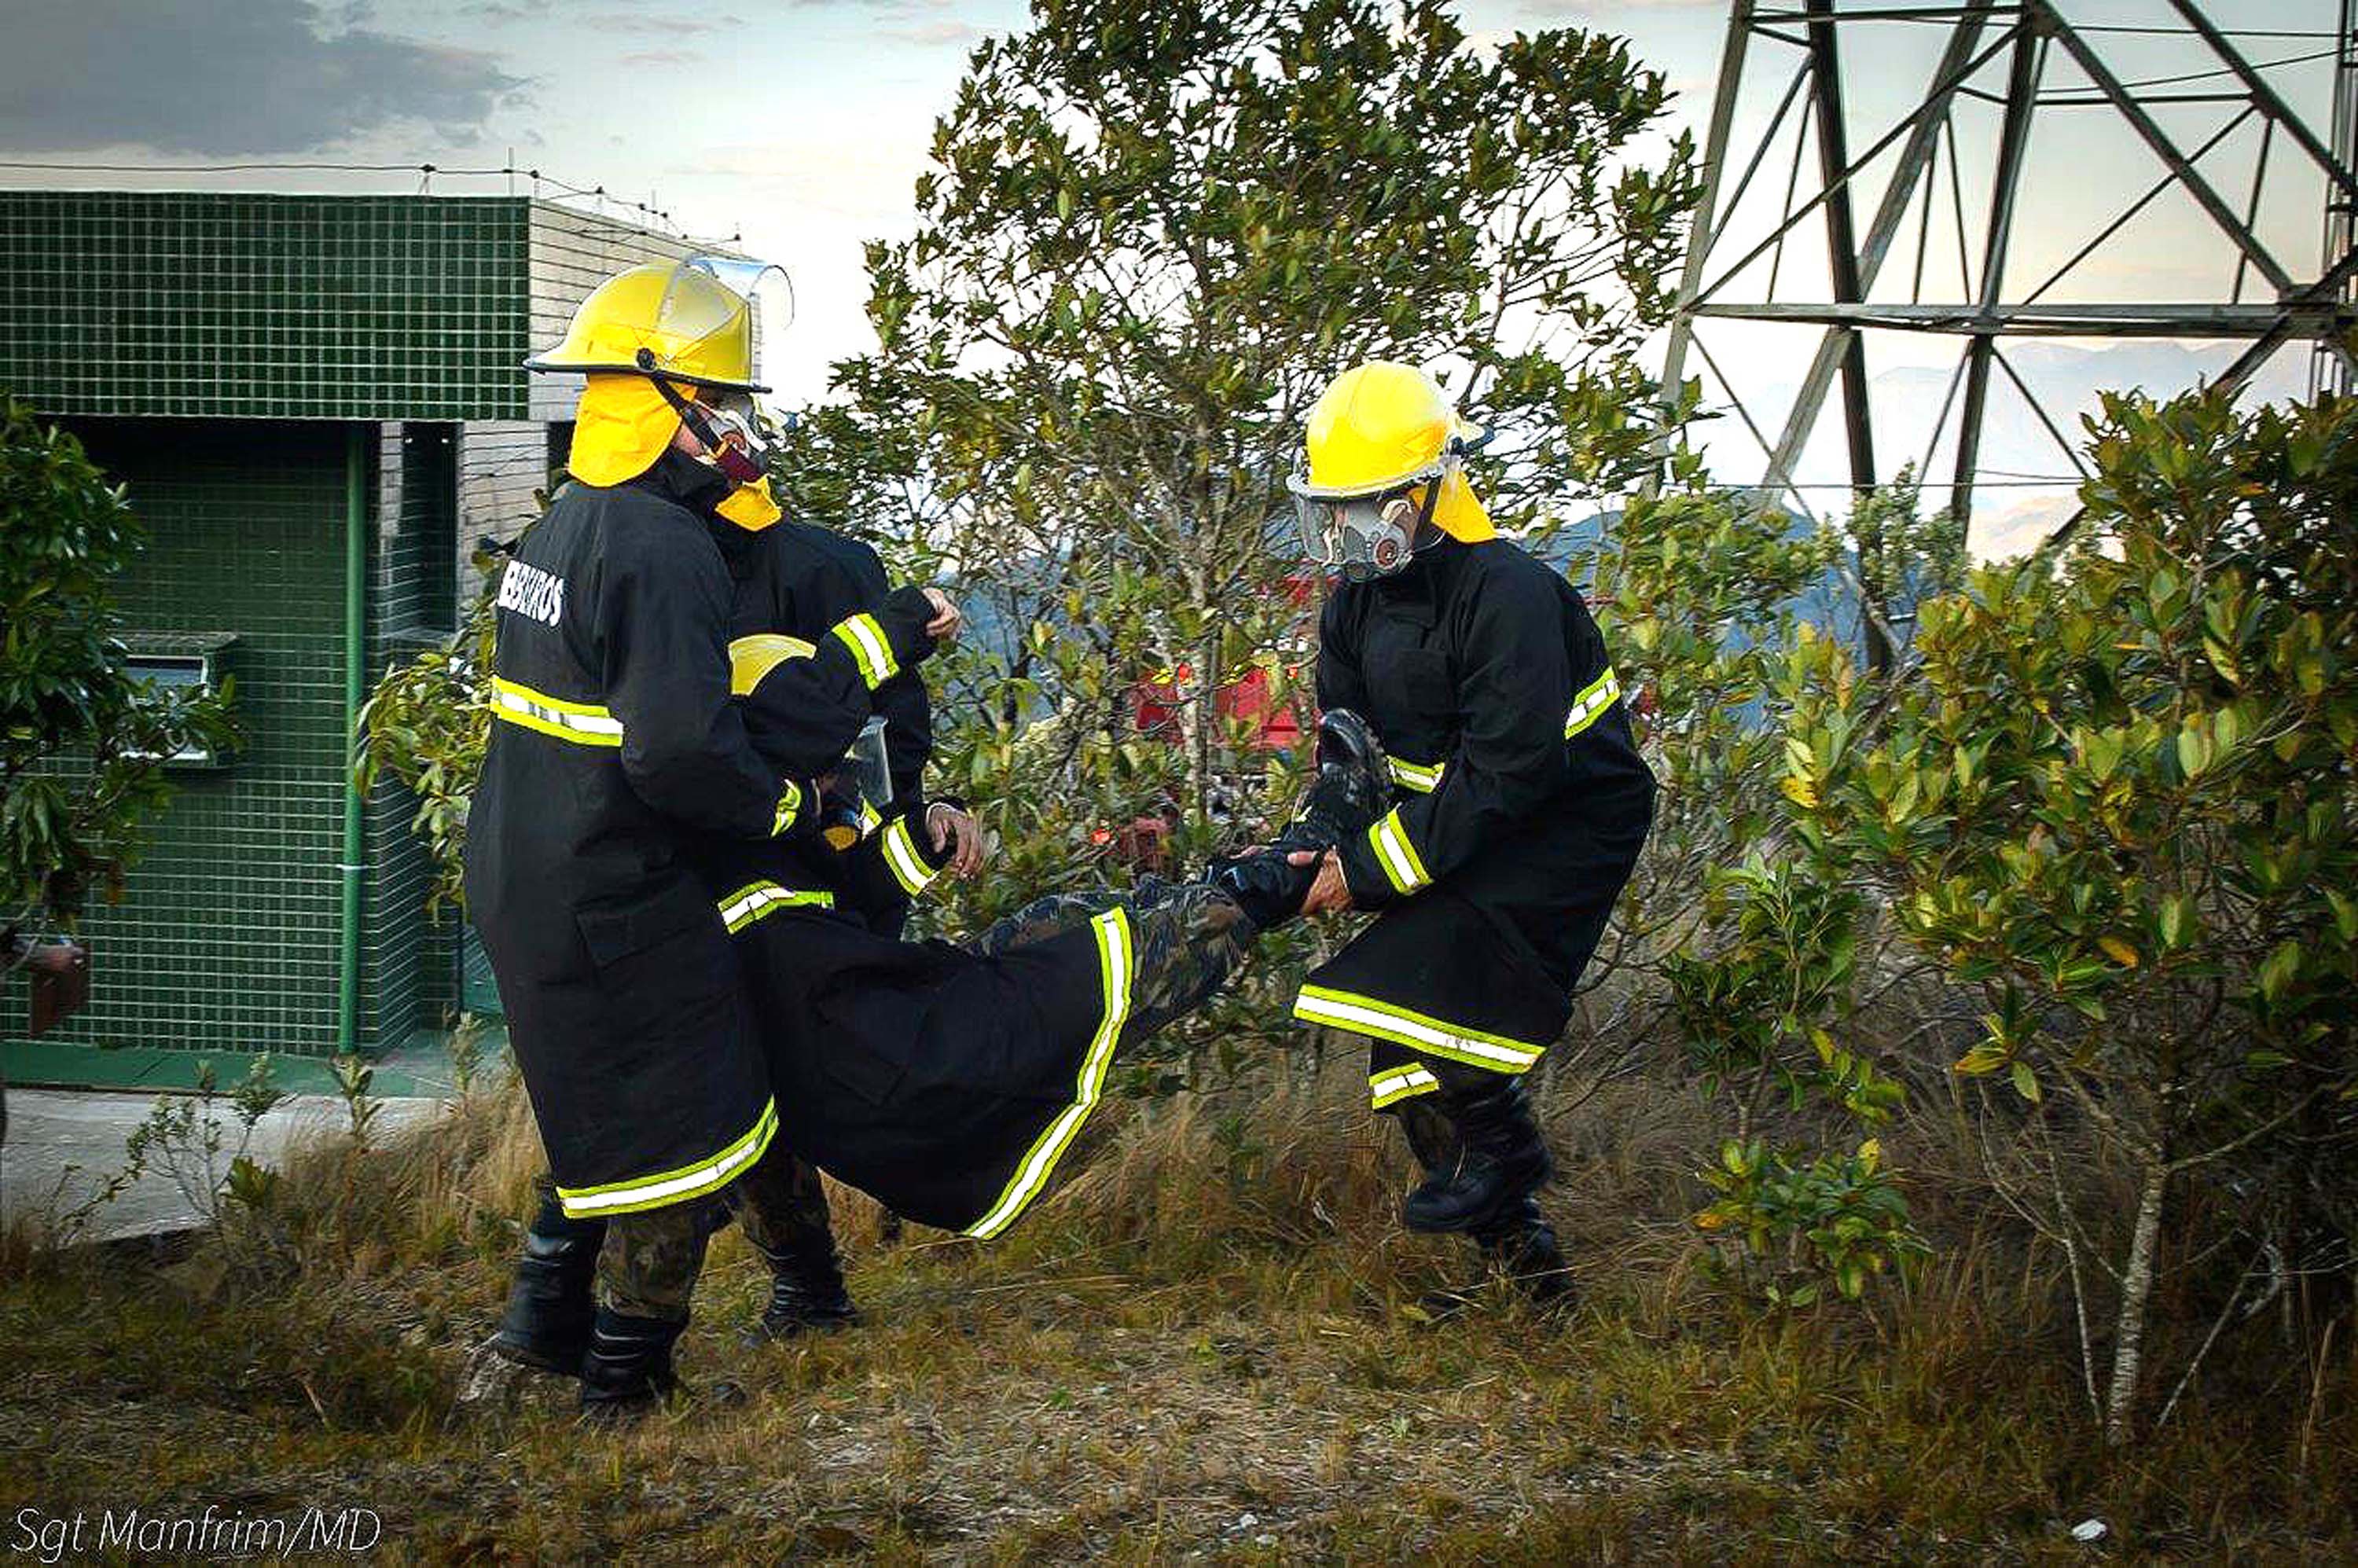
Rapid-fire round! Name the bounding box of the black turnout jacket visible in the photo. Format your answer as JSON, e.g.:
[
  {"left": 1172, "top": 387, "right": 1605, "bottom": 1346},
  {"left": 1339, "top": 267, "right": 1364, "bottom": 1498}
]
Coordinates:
[
  {"left": 1291, "top": 534, "right": 1655, "bottom": 1077},
  {"left": 464, "top": 451, "right": 935, "bottom": 1218}
]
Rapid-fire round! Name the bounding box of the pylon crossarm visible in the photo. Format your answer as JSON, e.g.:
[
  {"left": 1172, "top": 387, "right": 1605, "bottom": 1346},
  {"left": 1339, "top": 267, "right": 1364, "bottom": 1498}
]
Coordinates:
[
  {"left": 1695, "top": 22, "right": 2024, "bottom": 307},
  {"left": 2165, "top": 0, "right": 2358, "bottom": 200},
  {"left": 2033, "top": 0, "right": 2295, "bottom": 292}
]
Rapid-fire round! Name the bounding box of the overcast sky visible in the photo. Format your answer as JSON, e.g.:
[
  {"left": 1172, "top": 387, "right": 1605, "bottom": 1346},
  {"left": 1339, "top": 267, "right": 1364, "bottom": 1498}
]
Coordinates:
[{"left": 2, "top": 0, "right": 2345, "bottom": 525}]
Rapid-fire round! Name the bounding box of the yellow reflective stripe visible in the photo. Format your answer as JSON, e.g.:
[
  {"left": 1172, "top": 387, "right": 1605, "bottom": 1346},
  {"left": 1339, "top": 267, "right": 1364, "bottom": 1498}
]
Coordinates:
[
  {"left": 1563, "top": 666, "right": 1622, "bottom": 741},
  {"left": 965, "top": 908, "right": 1135, "bottom": 1239},
  {"left": 1369, "top": 1065, "right": 1442, "bottom": 1109},
  {"left": 1387, "top": 755, "right": 1446, "bottom": 794},
  {"left": 829, "top": 612, "right": 899, "bottom": 691},
  {"left": 1294, "top": 985, "right": 1545, "bottom": 1074},
  {"left": 556, "top": 1100, "right": 779, "bottom": 1217},
  {"left": 858, "top": 799, "right": 883, "bottom": 834},
  {"left": 880, "top": 814, "right": 938, "bottom": 897},
  {"left": 717, "top": 880, "right": 834, "bottom": 933},
  {"left": 1365, "top": 806, "right": 1431, "bottom": 895},
  {"left": 490, "top": 677, "right": 623, "bottom": 747},
  {"left": 770, "top": 779, "right": 805, "bottom": 838}
]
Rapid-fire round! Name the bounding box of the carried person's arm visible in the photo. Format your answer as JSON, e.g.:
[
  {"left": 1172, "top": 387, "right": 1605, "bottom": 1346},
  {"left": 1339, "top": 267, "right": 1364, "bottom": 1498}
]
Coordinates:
[{"left": 734, "top": 586, "right": 944, "bottom": 780}]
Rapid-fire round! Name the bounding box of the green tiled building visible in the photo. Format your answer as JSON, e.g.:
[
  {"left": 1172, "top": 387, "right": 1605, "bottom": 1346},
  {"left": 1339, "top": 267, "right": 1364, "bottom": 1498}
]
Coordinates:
[{"left": 2, "top": 191, "right": 698, "bottom": 1087}]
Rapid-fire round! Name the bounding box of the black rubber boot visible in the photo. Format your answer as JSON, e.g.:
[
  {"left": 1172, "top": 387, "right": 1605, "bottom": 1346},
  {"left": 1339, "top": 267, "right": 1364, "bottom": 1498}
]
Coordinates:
[
  {"left": 737, "top": 1155, "right": 859, "bottom": 1346},
  {"left": 578, "top": 1307, "right": 685, "bottom": 1424},
  {"left": 1392, "top": 1100, "right": 1574, "bottom": 1316},
  {"left": 1272, "top": 708, "right": 1391, "bottom": 854},
  {"left": 1207, "top": 849, "right": 1321, "bottom": 931},
  {"left": 488, "top": 1186, "right": 604, "bottom": 1375},
  {"left": 1207, "top": 708, "right": 1394, "bottom": 931},
  {"left": 744, "top": 1223, "right": 860, "bottom": 1346},
  {"left": 1473, "top": 1196, "right": 1576, "bottom": 1309},
  {"left": 1400, "top": 1075, "right": 1553, "bottom": 1236}
]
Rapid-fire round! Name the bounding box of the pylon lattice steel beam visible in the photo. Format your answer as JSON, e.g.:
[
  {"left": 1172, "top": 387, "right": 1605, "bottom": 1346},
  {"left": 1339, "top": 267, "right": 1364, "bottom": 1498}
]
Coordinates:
[{"left": 1661, "top": 0, "right": 2358, "bottom": 539}]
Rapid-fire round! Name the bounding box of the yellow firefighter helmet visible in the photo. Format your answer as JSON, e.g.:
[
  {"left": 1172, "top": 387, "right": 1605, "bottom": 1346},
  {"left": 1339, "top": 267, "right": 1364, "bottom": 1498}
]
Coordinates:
[{"left": 1289, "top": 362, "right": 1495, "bottom": 575}]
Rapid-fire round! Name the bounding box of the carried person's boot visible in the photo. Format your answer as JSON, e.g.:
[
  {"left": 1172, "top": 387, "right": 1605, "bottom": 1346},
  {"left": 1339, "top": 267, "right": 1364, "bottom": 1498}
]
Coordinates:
[
  {"left": 1207, "top": 850, "right": 1322, "bottom": 931},
  {"left": 488, "top": 1188, "right": 603, "bottom": 1375},
  {"left": 1271, "top": 707, "right": 1392, "bottom": 854},
  {"left": 1401, "top": 1075, "right": 1553, "bottom": 1236},
  {"left": 1207, "top": 708, "right": 1393, "bottom": 931},
  {"left": 578, "top": 1307, "right": 686, "bottom": 1423}
]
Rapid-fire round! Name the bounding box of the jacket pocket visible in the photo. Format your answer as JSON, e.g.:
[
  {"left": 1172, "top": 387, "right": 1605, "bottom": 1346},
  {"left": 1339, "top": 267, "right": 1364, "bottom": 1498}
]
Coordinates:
[
  {"left": 817, "top": 1041, "right": 907, "bottom": 1108},
  {"left": 576, "top": 879, "right": 718, "bottom": 968}
]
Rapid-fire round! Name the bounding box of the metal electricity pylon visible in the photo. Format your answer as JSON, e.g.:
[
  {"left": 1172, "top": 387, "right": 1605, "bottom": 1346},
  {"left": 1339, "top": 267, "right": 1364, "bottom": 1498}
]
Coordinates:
[{"left": 1661, "top": 0, "right": 2358, "bottom": 554}]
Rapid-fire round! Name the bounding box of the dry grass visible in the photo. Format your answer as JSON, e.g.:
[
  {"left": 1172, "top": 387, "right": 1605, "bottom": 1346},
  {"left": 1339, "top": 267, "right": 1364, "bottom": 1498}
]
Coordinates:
[{"left": 1, "top": 1062, "right": 2350, "bottom": 1563}]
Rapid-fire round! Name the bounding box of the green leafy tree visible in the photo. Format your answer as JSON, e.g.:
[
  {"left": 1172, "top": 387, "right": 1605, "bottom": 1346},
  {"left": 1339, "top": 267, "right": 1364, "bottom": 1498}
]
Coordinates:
[
  {"left": 777, "top": 0, "right": 1699, "bottom": 1076},
  {"left": 1, "top": 400, "right": 237, "bottom": 1140},
  {"left": 821, "top": 0, "right": 1695, "bottom": 796},
  {"left": 355, "top": 553, "right": 501, "bottom": 913},
  {"left": 1781, "top": 386, "right": 2358, "bottom": 1444},
  {"left": 1562, "top": 477, "right": 1933, "bottom": 1305}
]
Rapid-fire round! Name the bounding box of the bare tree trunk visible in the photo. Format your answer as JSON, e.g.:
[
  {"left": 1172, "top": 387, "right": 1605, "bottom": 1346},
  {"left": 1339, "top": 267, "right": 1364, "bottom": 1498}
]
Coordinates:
[{"left": 2105, "top": 1160, "right": 2169, "bottom": 1447}]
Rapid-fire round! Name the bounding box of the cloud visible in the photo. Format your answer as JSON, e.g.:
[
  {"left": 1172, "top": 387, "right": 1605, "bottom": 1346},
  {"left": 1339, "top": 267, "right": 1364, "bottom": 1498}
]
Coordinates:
[
  {"left": 0, "top": 0, "right": 525, "bottom": 156},
  {"left": 881, "top": 20, "right": 977, "bottom": 46},
  {"left": 578, "top": 10, "right": 747, "bottom": 31}
]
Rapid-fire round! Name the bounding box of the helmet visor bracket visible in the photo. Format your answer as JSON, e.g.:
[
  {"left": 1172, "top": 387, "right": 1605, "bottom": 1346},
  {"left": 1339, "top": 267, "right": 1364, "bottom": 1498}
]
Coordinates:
[{"left": 645, "top": 365, "right": 769, "bottom": 484}]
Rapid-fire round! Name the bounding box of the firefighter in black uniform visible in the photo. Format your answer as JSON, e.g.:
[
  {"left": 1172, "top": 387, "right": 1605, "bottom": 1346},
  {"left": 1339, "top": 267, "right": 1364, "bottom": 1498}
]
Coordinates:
[
  {"left": 467, "top": 257, "right": 956, "bottom": 1417},
  {"left": 1280, "top": 361, "right": 1655, "bottom": 1306},
  {"left": 487, "top": 521, "right": 974, "bottom": 1370}
]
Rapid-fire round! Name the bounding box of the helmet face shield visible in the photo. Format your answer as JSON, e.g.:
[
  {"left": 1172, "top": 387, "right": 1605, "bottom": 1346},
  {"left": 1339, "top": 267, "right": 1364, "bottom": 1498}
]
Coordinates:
[{"left": 659, "top": 255, "right": 793, "bottom": 390}]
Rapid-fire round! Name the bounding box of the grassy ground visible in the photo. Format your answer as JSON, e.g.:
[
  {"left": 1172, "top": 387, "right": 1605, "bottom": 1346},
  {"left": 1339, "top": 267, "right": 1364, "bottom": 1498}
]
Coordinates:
[{"left": 2, "top": 1067, "right": 2350, "bottom": 1563}]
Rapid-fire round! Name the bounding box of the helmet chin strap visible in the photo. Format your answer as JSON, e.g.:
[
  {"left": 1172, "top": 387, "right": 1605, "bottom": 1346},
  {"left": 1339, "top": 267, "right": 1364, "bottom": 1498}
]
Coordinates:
[{"left": 636, "top": 348, "right": 765, "bottom": 485}]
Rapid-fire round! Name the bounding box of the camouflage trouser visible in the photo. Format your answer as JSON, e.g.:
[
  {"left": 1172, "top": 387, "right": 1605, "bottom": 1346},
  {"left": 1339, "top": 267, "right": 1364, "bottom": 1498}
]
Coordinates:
[
  {"left": 596, "top": 1201, "right": 716, "bottom": 1323},
  {"left": 971, "top": 876, "right": 1254, "bottom": 1041},
  {"left": 591, "top": 1142, "right": 835, "bottom": 1321},
  {"left": 733, "top": 1136, "right": 833, "bottom": 1262}
]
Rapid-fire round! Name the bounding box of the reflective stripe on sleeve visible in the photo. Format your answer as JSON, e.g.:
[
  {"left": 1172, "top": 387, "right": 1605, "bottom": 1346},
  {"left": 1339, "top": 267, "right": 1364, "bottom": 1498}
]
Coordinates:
[
  {"left": 1563, "top": 666, "right": 1622, "bottom": 741},
  {"left": 490, "top": 677, "right": 624, "bottom": 747},
  {"left": 964, "top": 907, "right": 1135, "bottom": 1239},
  {"left": 880, "top": 814, "right": 939, "bottom": 897},
  {"left": 1364, "top": 806, "right": 1432, "bottom": 896},
  {"left": 1369, "top": 1064, "right": 1442, "bottom": 1109},
  {"left": 1293, "top": 985, "right": 1546, "bottom": 1074},
  {"left": 1387, "top": 756, "right": 1446, "bottom": 794},
  {"left": 829, "top": 612, "right": 900, "bottom": 691},
  {"left": 717, "top": 881, "right": 835, "bottom": 934},
  {"left": 555, "top": 1100, "right": 779, "bottom": 1217}
]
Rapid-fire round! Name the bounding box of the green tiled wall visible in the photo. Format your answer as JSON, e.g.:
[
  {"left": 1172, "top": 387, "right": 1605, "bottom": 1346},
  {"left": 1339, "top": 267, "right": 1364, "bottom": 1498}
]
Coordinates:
[
  {"left": 0, "top": 195, "right": 707, "bottom": 1073},
  {"left": 0, "top": 193, "right": 532, "bottom": 421},
  {"left": 1, "top": 417, "right": 446, "bottom": 1061}
]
